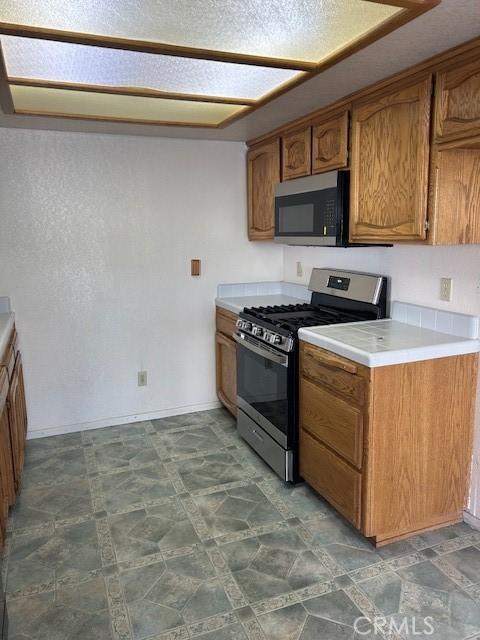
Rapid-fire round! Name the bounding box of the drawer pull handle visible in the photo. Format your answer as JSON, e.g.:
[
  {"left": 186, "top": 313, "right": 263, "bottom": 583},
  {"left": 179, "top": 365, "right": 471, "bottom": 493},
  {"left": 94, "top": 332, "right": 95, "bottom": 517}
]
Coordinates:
[{"left": 305, "top": 347, "right": 357, "bottom": 374}]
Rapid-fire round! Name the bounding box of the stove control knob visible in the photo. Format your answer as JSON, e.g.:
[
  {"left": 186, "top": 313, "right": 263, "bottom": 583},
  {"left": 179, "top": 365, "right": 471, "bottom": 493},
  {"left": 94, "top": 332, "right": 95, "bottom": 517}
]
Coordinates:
[
  {"left": 272, "top": 334, "right": 282, "bottom": 345},
  {"left": 236, "top": 320, "right": 244, "bottom": 329},
  {"left": 253, "top": 326, "right": 264, "bottom": 337},
  {"left": 244, "top": 322, "right": 252, "bottom": 331}
]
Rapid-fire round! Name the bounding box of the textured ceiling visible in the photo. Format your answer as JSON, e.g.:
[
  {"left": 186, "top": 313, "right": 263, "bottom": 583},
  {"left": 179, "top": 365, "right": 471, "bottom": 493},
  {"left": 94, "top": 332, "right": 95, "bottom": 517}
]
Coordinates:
[
  {"left": 0, "top": 0, "right": 399, "bottom": 63},
  {"left": 0, "top": 0, "right": 478, "bottom": 141}
]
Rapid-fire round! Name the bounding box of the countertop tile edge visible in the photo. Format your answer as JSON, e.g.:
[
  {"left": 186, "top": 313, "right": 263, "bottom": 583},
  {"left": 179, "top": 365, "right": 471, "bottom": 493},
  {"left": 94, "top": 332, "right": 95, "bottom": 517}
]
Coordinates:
[{"left": 298, "top": 328, "right": 480, "bottom": 368}]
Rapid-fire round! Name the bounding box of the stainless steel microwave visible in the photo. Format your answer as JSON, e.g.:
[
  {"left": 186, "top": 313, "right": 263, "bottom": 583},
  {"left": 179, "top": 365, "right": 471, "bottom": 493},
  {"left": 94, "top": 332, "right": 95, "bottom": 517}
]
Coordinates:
[{"left": 274, "top": 170, "right": 354, "bottom": 246}]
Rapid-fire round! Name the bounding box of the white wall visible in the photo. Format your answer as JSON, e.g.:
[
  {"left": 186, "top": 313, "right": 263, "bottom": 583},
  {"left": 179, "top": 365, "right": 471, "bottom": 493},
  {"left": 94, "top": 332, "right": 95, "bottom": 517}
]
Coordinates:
[
  {"left": 0, "top": 128, "right": 283, "bottom": 436},
  {"left": 284, "top": 245, "right": 480, "bottom": 520}
]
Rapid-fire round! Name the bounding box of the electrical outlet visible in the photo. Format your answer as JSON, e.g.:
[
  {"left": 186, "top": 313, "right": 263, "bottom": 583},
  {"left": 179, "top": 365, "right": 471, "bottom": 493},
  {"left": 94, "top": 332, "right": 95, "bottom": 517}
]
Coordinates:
[
  {"left": 138, "top": 371, "right": 147, "bottom": 386},
  {"left": 296, "top": 261, "right": 303, "bottom": 277},
  {"left": 440, "top": 277, "right": 453, "bottom": 302}
]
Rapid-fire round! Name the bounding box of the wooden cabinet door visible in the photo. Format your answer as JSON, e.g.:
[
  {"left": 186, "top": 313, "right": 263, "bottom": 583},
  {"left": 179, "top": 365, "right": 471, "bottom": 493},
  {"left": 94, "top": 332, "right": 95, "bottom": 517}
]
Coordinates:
[
  {"left": 282, "top": 127, "right": 311, "bottom": 180},
  {"left": 312, "top": 112, "right": 349, "bottom": 174},
  {"left": 300, "top": 429, "right": 361, "bottom": 528},
  {"left": 216, "top": 307, "right": 237, "bottom": 340},
  {"left": 350, "top": 77, "right": 432, "bottom": 242},
  {"left": 8, "top": 352, "right": 27, "bottom": 494},
  {"left": 434, "top": 58, "right": 480, "bottom": 142},
  {"left": 0, "top": 370, "right": 15, "bottom": 516},
  {"left": 215, "top": 332, "right": 237, "bottom": 416},
  {"left": 247, "top": 140, "right": 280, "bottom": 240},
  {"left": 428, "top": 137, "right": 480, "bottom": 245}
]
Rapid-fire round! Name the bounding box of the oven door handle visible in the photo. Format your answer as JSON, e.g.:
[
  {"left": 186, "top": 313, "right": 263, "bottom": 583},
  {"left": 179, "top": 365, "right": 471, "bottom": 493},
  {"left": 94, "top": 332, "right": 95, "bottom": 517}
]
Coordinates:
[{"left": 233, "top": 332, "right": 288, "bottom": 367}]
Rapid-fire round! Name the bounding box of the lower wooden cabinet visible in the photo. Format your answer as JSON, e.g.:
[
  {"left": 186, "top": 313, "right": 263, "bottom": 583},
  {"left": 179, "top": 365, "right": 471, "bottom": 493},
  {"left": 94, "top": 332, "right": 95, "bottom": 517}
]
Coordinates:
[
  {"left": 0, "top": 324, "right": 29, "bottom": 547},
  {"left": 215, "top": 307, "right": 238, "bottom": 415},
  {"left": 0, "top": 370, "right": 15, "bottom": 542},
  {"left": 215, "top": 332, "right": 237, "bottom": 416},
  {"left": 299, "top": 341, "right": 478, "bottom": 546},
  {"left": 8, "top": 352, "right": 27, "bottom": 494},
  {"left": 300, "top": 429, "right": 361, "bottom": 528}
]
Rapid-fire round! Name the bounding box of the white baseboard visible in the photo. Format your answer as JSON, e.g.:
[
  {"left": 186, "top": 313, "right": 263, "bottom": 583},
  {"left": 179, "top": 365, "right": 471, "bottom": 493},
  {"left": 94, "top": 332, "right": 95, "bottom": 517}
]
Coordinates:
[
  {"left": 27, "top": 400, "right": 222, "bottom": 440},
  {"left": 464, "top": 510, "right": 480, "bottom": 531}
]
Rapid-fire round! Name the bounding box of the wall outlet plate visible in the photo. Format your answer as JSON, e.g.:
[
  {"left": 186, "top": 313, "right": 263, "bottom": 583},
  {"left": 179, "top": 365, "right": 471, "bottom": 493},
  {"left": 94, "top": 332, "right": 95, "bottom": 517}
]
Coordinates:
[
  {"left": 138, "top": 371, "right": 147, "bottom": 386},
  {"left": 440, "top": 277, "right": 453, "bottom": 302}
]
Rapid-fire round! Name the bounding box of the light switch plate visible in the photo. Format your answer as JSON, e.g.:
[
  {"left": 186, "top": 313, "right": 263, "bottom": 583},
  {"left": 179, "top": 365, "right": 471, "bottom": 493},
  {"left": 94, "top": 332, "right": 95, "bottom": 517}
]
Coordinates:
[
  {"left": 138, "top": 371, "right": 147, "bottom": 386},
  {"left": 296, "top": 262, "right": 303, "bottom": 277},
  {"left": 440, "top": 277, "right": 453, "bottom": 302}
]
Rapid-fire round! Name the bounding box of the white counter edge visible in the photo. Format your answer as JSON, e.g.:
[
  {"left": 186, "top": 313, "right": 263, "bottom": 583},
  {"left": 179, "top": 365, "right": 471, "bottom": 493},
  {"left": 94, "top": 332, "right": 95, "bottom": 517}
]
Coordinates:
[
  {"left": 215, "top": 297, "right": 243, "bottom": 315},
  {"left": 0, "top": 312, "right": 15, "bottom": 359},
  {"left": 298, "top": 328, "right": 480, "bottom": 367}
]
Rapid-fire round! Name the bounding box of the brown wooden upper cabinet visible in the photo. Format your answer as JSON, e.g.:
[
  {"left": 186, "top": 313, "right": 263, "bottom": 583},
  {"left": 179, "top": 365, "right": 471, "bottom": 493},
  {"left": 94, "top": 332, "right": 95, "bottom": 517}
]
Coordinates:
[
  {"left": 281, "top": 127, "right": 311, "bottom": 180},
  {"left": 312, "top": 111, "right": 349, "bottom": 174},
  {"left": 428, "top": 136, "right": 480, "bottom": 245},
  {"left": 349, "top": 77, "right": 432, "bottom": 243},
  {"left": 247, "top": 139, "right": 280, "bottom": 240},
  {"left": 434, "top": 56, "right": 480, "bottom": 143}
]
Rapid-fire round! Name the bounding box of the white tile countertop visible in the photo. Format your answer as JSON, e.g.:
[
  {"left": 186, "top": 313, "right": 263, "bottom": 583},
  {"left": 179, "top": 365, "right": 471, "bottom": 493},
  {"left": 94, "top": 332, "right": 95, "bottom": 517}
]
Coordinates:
[
  {"left": 215, "top": 281, "right": 310, "bottom": 315},
  {"left": 299, "top": 302, "right": 480, "bottom": 367},
  {"left": 0, "top": 312, "right": 15, "bottom": 358}
]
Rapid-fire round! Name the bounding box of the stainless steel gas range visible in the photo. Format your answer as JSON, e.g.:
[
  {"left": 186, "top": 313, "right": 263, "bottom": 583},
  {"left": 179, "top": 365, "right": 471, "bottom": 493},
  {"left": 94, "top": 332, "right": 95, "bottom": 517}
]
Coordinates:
[{"left": 234, "top": 268, "right": 388, "bottom": 482}]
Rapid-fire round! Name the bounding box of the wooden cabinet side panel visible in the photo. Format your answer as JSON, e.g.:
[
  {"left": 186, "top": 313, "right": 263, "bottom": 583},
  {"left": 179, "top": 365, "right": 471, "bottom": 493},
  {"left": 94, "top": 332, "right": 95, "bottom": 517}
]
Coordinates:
[
  {"left": 282, "top": 127, "right": 312, "bottom": 180},
  {"left": 350, "top": 77, "right": 432, "bottom": 242},
  {"left": 435, "top": 58, "right": 480, "bottom": 142},
  {"left": 429, "top": 142, "right": 480, "bottom": 245},
  {"left": 215, "top": 332, "right": 237, "bottom": 416},
  {"left": 312, "top": 111, "right": 349, "bottom": 174},
  {"left": 247, "top": 140, "right": 280, "bottom": 240},
  {"left": 363, "top": 355, "right": 478, "bottom": 539}
]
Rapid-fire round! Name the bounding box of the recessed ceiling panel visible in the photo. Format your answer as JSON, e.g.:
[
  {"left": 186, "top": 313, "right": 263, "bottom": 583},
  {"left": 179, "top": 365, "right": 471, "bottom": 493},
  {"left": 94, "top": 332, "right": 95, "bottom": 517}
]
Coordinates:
[
  {"left": 0, "top": 1, "right": 402, "bottom": 63},
  {"left": 10, "top": 85, "right": 246, "bottom": 125},
  {"left": 1, "top": 36, "right": 302, "bottom": 100}
]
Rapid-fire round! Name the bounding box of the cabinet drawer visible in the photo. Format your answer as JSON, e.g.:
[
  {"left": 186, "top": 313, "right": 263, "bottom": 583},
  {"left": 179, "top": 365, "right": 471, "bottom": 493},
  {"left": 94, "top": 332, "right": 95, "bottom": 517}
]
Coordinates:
[
  {"left": 300, "top": 377, "right": 363, "bottom": 468},
  {"left": 216, "top": 307, "right": 237, "bottom": 339},
  {"left": 300, "top": 429, "right": 361, "bottom": 527},
  {"left": 300, "top": 342, "right": 366, "bottom": 405}
]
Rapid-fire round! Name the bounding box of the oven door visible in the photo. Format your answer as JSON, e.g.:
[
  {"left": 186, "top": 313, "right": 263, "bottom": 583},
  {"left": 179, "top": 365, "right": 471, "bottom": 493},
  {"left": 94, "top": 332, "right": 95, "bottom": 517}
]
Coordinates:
[{"left": 234, "top": 331, "right": 294, "bottom": 448}]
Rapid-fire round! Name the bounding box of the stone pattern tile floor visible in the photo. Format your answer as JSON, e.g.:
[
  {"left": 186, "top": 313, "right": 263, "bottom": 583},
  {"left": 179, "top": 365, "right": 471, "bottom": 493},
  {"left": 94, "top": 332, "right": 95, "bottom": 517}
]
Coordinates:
[{"left": 3, "top": 408, "right": 480, "bottom": 640}]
